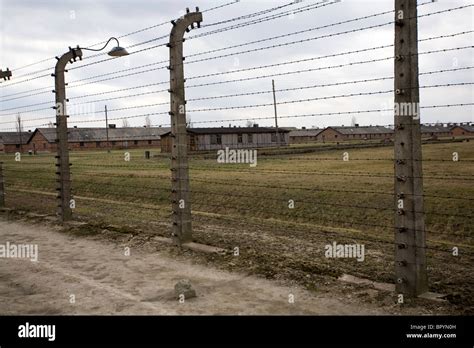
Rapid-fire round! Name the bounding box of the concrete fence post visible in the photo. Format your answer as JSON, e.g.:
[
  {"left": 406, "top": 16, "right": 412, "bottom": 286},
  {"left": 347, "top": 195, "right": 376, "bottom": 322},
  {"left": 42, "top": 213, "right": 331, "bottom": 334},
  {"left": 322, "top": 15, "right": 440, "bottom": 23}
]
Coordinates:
[
  {"left": 393, "top": 0, "right": 428, "bottom": 297},
  {"left": 53, "top": 47, "right": 82, "bottom": 222},
  {"left": 0, "top": 68, "right": 12, "bottom": 81},
  {"left": 168, "top": 8, "right": 203, "bottom": 245}
]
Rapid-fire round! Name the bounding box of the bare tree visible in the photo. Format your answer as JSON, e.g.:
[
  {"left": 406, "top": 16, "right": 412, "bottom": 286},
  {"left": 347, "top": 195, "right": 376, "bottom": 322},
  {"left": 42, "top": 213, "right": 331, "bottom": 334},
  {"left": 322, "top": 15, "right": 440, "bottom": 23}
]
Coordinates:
[
  {"left": 16, "top": 113, "right": 23, "bottom": 132},
  {"left": 16, "top": 114, "right": 24, "bottom": 153},
  {"left": 122, "top": 119, "right": 130, "bottom": 128},
  {"left": 351, "top": 116, "right": 357, "bottom": 127},
  {"left": 144, "top": 115, "right": 151, "bottom": 128},
  {"left": 246, "top": 120, "right": 255, "bottom": 127},
  {"left": 186, "top": 114, "right": 192, "bottom": 128}
]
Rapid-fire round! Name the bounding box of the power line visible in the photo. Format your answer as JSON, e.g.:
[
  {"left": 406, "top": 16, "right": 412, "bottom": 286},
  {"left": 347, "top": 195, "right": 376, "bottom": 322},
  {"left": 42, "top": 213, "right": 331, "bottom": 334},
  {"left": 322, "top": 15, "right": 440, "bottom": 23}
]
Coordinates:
[
  {"left": 153, "top": 105, "right": 474, "bottom": 127},
  {"left": 10, "top": 0, "right": 314, "bottom": 78},
  {"left": 2, "top": 5, "right": 471, "bottom": 98},
  {"left": 1, "top": 102, "right": 471, "bottom": 131},
  {"left": 24, "top": 44, "right": 468, "bottom": 94},
  {"left": 8, "top": 0, "right": 240, "bottom": 73},
  {"left": 65, "top": 65, "right": 473, "bottom": 105},
  {"left": 65, "top": 3, "right": 474, "bottom": 79}
]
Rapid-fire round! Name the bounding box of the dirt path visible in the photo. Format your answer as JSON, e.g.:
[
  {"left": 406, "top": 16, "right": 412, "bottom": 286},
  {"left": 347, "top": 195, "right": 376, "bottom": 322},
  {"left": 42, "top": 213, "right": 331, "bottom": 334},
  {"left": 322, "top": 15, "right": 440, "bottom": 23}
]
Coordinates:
[{"left": 0, "top": 219, "right": 386, "bottom": 315}]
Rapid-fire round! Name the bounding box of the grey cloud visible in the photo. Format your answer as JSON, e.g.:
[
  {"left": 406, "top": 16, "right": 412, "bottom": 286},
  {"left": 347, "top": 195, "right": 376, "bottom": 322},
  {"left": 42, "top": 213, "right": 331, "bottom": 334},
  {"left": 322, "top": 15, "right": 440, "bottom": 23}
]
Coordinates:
[{"left": 0, "top": 0, "right": 472, "bottom": 131}]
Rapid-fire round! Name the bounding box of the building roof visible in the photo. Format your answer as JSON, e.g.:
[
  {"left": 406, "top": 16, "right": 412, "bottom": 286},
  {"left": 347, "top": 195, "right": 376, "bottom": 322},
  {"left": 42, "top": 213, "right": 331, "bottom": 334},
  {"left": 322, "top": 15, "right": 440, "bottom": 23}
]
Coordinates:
[
  {"left": 330, "top": 126, "right": 393, "bottom": 135},
  {"left": 161, "top": 127, "right": 290, "bottom": 136},
  {"left": 0, "top": 132, "right": 32, "bottom": 145},
  {"left": 31, "top": 127, "right": 171, "bottom": 143},
  {"left": 289, "top": 129, "right": 324, "bottom": 137},
  {"left": 451, "top": 124, "right": 474, "bottom": 132},
  {"left": 420, "top": 125, "right": 451, "bottom": 133}
]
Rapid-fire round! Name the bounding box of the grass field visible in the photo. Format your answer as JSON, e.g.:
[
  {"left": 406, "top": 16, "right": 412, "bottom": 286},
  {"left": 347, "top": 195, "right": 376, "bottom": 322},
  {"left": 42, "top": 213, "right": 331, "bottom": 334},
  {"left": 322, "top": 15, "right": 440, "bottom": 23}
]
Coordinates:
[{"left": 1, "top": 140, "right": 473, "bottom": 312}]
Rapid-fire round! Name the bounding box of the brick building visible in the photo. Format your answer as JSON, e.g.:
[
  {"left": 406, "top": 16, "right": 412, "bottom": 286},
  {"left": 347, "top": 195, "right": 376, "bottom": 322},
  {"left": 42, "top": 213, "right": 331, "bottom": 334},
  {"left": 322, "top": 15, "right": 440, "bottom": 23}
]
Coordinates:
[
  {"left": 420, "top": 125, "right": 451, "bottom": 139},
  {"left": 0, "top": 131, "right": 33, "bottom": 153},
  {"left": 160, "top": 126, "right": 290, "bottom": 152},
  {"left": 314, "top": 126, "right": 393, "bottom": 143},
  {"left": 289, "top": 128, "right": 324, "bottom": 144},
  {"left": 451, "top": 124, "right": 474, "bottom": 138},
  {"left": 28, "top": 127, "right": 170, "bottom": 153}
]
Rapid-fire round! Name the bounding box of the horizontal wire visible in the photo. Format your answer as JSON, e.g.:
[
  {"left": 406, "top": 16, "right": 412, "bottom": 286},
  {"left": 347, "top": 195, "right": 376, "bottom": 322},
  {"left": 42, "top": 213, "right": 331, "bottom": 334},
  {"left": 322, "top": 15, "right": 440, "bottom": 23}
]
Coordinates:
[
  {"left": 5, "top": 163, "right": 474, "bottom": 201},
  {"left": 47, "top": 44, "right": 474, "bottom": 93},
  {"left": 187, "top": 201, "right": 474, "bottom": 253},
  {"left": 0, "top": 102, "right": 471, "bottom": 131},
  {"left": 4, "top": 0, "right": 438, "bottom": 80},
  {"left": 2, "top": 36, "right": 471, "bottom": 105},
  {"left": 186, "top": 166, "right": 474, "bottom": 181},
  {"left": 7, "top": 171, "right": 473, "bottom": 241},
  {"left": 154, "top": 103, "right": 474, "bottom": 127},
  {"left": 2, "top": 71, "right": 471, "bottom": 119},
  {"left": 41, "top": 5, "right": 474, "bottom": 87},
  {"left": 8, "top": 0, "right": 240, "bottom": 74},
  {"left": 9, "top": 170, "right": 472, "bottom": 222},
  {"left": 9, "top": 0, "right": 322, "bottom": 80},
  {"left": 2, "top": 1, "right": 470, "bottom": 97},
  {"left": 64, "top": 65, "right": 469, "bottom": 106}
]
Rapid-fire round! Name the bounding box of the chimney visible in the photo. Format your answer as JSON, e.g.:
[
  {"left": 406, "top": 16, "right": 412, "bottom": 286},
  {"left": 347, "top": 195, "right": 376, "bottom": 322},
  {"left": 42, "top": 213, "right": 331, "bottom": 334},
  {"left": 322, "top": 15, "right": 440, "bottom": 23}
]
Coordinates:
[
  {"left": 354, "top": 123, "right": 359, "bottom": 127},
  {"left": 253, "top": 124, "right": 258, "bottom": 128},
  {"left": 109, "top": 124, "right": 116, "bottom": 129},
  {"left": 73, "top": 126, "right": 77, "bottom": 128},
  {"left": 302, "top": 126, "right": 306, "bottom": 130}
]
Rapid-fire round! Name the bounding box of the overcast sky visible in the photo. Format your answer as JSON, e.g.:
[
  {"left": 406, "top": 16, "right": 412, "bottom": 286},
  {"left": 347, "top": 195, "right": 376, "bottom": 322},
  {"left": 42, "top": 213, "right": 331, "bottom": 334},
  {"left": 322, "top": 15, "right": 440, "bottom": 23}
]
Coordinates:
[{"left": 0, "top": 0, "right": 472, "bottom": 131}]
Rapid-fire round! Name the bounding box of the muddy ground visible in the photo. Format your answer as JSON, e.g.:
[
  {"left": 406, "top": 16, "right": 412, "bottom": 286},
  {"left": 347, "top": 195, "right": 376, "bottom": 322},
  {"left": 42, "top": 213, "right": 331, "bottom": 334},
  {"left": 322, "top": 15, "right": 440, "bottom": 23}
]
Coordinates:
[{"left": 0, "top": 209, "right": 470, "bottom": 315}]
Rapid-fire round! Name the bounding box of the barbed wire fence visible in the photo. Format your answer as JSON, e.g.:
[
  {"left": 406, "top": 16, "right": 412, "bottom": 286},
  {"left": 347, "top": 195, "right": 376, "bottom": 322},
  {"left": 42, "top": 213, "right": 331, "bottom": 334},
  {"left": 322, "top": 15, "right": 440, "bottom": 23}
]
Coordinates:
[{"left": 0, "top": 0, "right": 473, "bottom": 303}]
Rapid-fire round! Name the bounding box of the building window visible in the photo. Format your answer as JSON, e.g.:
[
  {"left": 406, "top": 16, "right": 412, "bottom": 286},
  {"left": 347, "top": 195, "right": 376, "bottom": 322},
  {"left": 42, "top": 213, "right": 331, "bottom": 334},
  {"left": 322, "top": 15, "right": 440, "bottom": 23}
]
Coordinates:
[
  {"left": 43, "top": 143, "right": 47, "bottom": 149},
  {"left": 280, "top": 133, "right": 285, "bottom": 142},
  {"left": 111, "top": 141, "right": 116, "bottom": 146},
  {"left": 148, "top": 140, "right": 152, "bottom": 145},
  {"left": 211, "top": 134, "right": 222, "bottom": 145},
  {"left": 334, "top": 135, "right": 338, "bottom": 139},
  {"left": 96, "top": 141, "right": 101, "bottom": 147},
  {"left": 271, "top": 133, "right": 277, "bottom": 142},
  {"left": 134, "top": 140, "right": 138, "bottom": 145},
  {"left": 248, "top": 134, "right": 253, "bottom": 143},
  {"left": 80, "top": 142, "right": 84, "bottom": 147},
  {"left": 238, "top": 134, "right": 243, "bottom": 143},
  {"left": 15, "top": 144, "right": 20, "bottom": 149}
]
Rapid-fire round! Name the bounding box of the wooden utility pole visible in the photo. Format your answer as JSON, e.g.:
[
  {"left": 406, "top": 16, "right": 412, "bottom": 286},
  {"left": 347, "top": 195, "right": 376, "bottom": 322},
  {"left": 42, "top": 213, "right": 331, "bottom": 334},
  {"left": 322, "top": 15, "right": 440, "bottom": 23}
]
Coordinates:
[
  {"left": 272, "top": 79, "right": 280, "bottom": 147},
  {"left": 168, "top": 8, "right": 202, "bottom": 245},
  {"left": 53, "top": 47, "right": 82, "bottom": 222},
  {"left": 105, "top": 105, "right": 110, "bottom": 152},
  {"left": 394, "top": 0, "right": 428, "bottom": 297}
]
